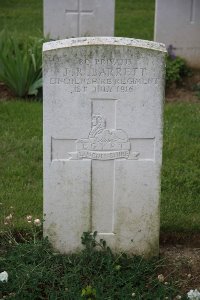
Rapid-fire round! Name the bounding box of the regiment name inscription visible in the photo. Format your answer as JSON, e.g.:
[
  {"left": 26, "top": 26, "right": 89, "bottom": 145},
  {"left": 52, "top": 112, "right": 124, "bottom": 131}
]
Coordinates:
[{"left": 45, "top": 55, "right": 162, "bottom": 93}]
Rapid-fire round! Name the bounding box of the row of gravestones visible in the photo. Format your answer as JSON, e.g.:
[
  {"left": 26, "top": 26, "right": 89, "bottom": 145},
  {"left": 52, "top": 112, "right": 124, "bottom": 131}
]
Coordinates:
[
  {"left": 43, "top": 0, "right": 198, "bottom": 257},
  {"left": 44, "top": 0, "right": 200, "bottom": 68}
]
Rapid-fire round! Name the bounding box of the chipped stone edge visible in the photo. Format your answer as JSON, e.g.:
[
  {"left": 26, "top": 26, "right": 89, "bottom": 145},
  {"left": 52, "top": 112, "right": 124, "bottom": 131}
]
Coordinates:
[{"left": 43, "top": 37, "right": 167, "bottom": 53}]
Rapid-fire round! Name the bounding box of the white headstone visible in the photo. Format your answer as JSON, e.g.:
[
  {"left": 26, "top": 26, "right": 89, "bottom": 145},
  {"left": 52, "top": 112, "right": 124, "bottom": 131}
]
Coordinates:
[
  {"left": 43, "top": 37, "right": 166, "bottom": 257},
  {"left": 43, "top": 0, "right": 115, "bottom": 39},
  {"left": 155, "top": 0, "right": 200, "bottom": 68}
]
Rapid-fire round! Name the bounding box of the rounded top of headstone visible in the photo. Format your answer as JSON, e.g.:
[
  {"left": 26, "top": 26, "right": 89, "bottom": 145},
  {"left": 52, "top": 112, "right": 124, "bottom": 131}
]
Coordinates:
[{"left": 43, "top": 37, "right": 167, "bottom": 53}]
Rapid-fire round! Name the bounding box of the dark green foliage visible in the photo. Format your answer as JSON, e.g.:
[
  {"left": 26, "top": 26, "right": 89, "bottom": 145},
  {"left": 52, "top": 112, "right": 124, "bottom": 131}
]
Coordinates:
[
  {"left": 0, "top": 235, "right": 183, "bottom": 300},
  {"left": 166, "top": 55, "right": 191, "bottom": 87},
  {"left": 192, "top": 83, "right": 200, "bottom": 100},
  {"left": 0, "top": 30, "right": 43, "bottom": 98},
  {"left": 81, "top": 231, "right": 111, "bottom": 253}
]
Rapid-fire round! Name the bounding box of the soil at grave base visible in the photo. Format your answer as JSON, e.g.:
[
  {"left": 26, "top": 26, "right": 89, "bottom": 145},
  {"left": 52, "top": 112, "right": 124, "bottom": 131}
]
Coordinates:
[
  {"left": 0, "top": 82, "right": 15, "bottom": 100},
  {"left": 165, "top": 69, "right": 200, "bottom": 103},
  {"left": 0, "top": 83, "right": 38, "bottom": 101},
  {"left": 159, "top": 232, "right": 200, "bottom": 294},
  {"left": 159, "top": 246, "right": 200, "bottom": 294}
]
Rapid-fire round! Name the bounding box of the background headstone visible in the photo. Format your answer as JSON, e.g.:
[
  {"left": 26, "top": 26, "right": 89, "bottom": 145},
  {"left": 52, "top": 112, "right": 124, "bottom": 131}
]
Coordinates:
[
  {"left": 154, "top": 0, "right": 200, "bottom": 68},
  {"left": 43, "top": 37, "right": 166, "bottom": 257},
  {"left": 44, "top": 0, "right": 115, "bottom": 39}
]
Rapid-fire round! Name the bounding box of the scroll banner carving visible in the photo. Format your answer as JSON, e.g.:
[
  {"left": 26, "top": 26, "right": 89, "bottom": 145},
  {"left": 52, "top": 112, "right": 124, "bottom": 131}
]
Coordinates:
[
  {"left": 68, "top": 114, "right": 140, "bottom": 160},
  {"left": 69, "top": 150, "right": 130, "bottom": 160}
]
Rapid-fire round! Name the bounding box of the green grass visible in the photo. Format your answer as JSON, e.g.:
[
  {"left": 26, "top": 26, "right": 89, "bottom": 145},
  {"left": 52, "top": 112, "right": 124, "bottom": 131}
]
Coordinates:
[
  {"left": 1, "top": 102, "right": 200, "bottom": 233},
  {"left": 115, "top": 0, "right": 155, "bottom": 40},
  {"left": 0, "top": 0, "right": 155, "bottom": 41},
  {"left": 161, "top": 103, "right": 200, "bottom": 232},
  {"left": 0, "top": 101, "right": 42, "bottom": 228},
  {"left": 0, "top": 0, "right": 43, "bottom": 39}
]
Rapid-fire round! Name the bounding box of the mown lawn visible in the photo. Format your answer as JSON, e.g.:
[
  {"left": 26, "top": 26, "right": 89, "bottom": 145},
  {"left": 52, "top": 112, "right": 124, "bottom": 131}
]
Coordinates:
[
  {"left": 0, "top": 101, "right": 43, "bottom": 229},
  {"left": 115, "top": 0, "right": 155, "bottom": 40},
  {"left": 161, "top": 103, "right": 200, "bottom": 232},
  {"left": 0, "top": 0, "right": 43, "bottom": 39}
]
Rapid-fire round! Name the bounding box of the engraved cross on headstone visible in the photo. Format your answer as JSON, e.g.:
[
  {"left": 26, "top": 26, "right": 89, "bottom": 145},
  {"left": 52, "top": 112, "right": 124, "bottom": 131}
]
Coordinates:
[
  {"left": 52, "top": 98, "right": 155, "bottom": 235},
  {"left": 65, "top": 0, "right": 94, "bottom": 36}
]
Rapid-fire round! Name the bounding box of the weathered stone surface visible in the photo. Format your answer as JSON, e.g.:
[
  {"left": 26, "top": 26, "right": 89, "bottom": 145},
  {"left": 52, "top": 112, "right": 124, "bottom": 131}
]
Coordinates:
[
  {"left": 43, "top": 37, "right": 166, "bottom": 257},
  {"left": 43, "top": 0, "right": 115, "bottom": 39},
  {"left": 154, "top": 0, "right": 200, "bottom": 68}
]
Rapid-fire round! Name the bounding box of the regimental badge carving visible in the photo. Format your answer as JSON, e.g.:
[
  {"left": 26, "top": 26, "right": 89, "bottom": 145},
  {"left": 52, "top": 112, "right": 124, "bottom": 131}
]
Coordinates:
[{"left": 68, "top": 114, "right": 139, "bottom": 160}]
